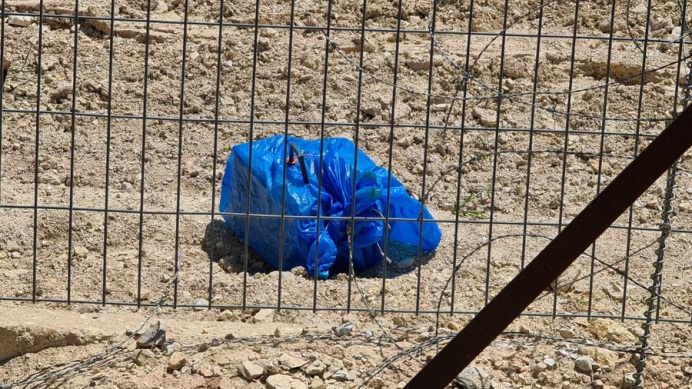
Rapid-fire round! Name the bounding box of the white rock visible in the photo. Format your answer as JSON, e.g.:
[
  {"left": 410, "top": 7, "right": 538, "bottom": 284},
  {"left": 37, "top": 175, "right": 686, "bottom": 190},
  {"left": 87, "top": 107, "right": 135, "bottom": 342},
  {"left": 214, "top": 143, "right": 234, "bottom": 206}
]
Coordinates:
[
  {"left": 279, "top": 353, "right": 307, "bottom": 369},
  {"left": 431, "top": 103, "right": 450, "bottom": 112},
  {"left": 456, "top": 366, "right": 489, "bottom": 389},
  {"left": 253, "top": 308, "right": 274, "bottom": 323},
  {"left": 73, "top": 246, "right": 89, "bottom": 259},
  {"left": 239, "top": 361, "right": 263, "bottom": 380},
  {"left": 621, "top": 373, "right": 638, "bottom": 388},
  {"left": 331, "top": 370, "right": 353, "bottom": 381},
  {"left": 5, "top": 240, "right": 20, "bottom": 252},
  {"left": 266, "top": 374, "right": 307, "bottom": 389},
  {"left": 40, "top": 172, "right": 62, "bottom": 185},
  {"left": 193, "top": 299, "right": 209, "bottom": 311},
  {"left": 335, "top": 323, "right": 354, "bottom": 337},
  {"left": 304, "top": 359, "right": 326, "bottom": 376},
  {"left": 472, "top": 107, "right": 497, "bottom": 127},
  {"left": 574, "top": 356, "right": 593, "bottom": 374},
  {"left": 7, "top": 16, "right": 34, "bottom": 27}
]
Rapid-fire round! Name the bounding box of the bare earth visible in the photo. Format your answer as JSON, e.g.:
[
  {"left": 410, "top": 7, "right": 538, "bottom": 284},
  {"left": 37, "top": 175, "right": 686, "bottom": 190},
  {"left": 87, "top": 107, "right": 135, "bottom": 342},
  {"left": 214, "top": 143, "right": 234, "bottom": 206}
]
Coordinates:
[{"left": 1, "top": 0, "right": 692, "bottom": 388}]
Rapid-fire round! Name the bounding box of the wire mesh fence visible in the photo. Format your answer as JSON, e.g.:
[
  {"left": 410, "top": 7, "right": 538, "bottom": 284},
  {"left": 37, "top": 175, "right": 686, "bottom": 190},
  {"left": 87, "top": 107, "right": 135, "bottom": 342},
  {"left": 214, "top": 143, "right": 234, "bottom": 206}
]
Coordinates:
[{"left": 0, "top": 0, "right": 691, "bottom": 329}]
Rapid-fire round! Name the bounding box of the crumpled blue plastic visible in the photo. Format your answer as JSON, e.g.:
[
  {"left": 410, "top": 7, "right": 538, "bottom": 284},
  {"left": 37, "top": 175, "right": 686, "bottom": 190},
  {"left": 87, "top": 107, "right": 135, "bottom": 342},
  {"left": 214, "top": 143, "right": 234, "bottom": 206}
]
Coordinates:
[{"left": 219, "top": 135, "right": 442, "bottom": 279}]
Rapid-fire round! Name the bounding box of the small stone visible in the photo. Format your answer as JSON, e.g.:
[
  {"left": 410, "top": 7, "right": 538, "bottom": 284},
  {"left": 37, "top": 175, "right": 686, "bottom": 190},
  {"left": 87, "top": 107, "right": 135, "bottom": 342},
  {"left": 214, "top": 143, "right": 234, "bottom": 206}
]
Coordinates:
[
  {"left": 574, "top": 356, "right": 593, "bottom": 374},
  {"left": 471, "top": 107, "right": 497, "bottom": 127},
  {"left": 194, "top": 299, "right": 209, "bottom": 310},
  {"left": 683, "top": 365, "right": 692, "bottom": 375},
  {"left": 5, "top": 240, "right": 19, "bottom": 252},
  {"left": 447, "top": 321, "right": 461, "bottom": 331},
  {"left": 405, "top": 57, "right": 430, "bottom": 71},
  {"left": 431, "top": 103, "right": 450, "bottom": 112},
  {"left": 253, "top": 308, "right": 274, "bottom": 323},
  {"left": 136, "top": 320, "right": 166, "bottom": 349},
  {"left": 456, "top": 365, "right": 489, "bottom": 389},
  {"left": 10, "top": 251, "right": 20, "bottom": 259},
  {"left": 266, "top": 374, "right": 307, "bottom": 389},
  {"left": 279, "top": 353, "right": 308, "bottom": 369},
  {"left": 239, "top": 361, "right": 263, "bottom": 380},
  {"left": 621, "top": 373, "right": 637, "bottom": 388},
  {"left": 544, "top": 358, "right": 556, "bottom": 368},
  {"left": 310, "top": 376, "right": 325, "bottom": 389},
  {"left": 335, "top": 323, "right": 354, "bottom": 337},
  {"left": 574, "top": 317, "right": 589, "bottom": 327},
  {"left": 305, "top": 359, "right": 326, "bottom": 376},
  {"left": 199, "top": 365, "right": 214, "bottom": 378},
  {"left": 361, "top": 102, "right": 381, "bottom": 118},
  {"left": 264, "top": 362, "right": 281, "bottom": 376},
  {"left": 533, "top": 362, "right": 547, "bottom": 375},
  {"left": 368, "top": 377, "right": 386, "bottom": 388},
  {"left": 602, "top": 282, "right": 624, "bottom": 302},
  {"left": 588, "top": 319, "right": 636, "bottom": 343},
  {"left": 120, "top": 182, "right": 133, "bottom": 191},
  {"left": 165, "top": 342, "right": 181, "bottom": 356},
  {"left": 291, "top": 266, "right": 309, "bottom": 277},
  {"left": 331, "top": 370, "right": 353, "bottom": 381},
  {"left": 217, "top": 311, "right": 235, "bottom": 321},
  {"left": 578, "top": 346, "right": 619, "bottom": 367},
  {"left": 559, "top": 329, "right": 576, "bottom": 339},
  {"left": 7, "top": 15, "right": 34, "bottom": 27},
  {"left": 40, "top": 172, "right": 62, "bottom": 185},
  {"left": 73, "top": 246, "right": 89, "bottom": 259},
  {"left": 131, "top": 349, "right": 155, "bottom": 366},
  {"left": 593, "top": 379, "right": 604, "bottom": 388},
  {"left": 167, "top": 352, "right": 188, "bottom": 371},
  {"left": 519, "top": 324, "right": 531, "bottom": 334},
  {"left": 274, "top": 327, "right": 281, "bottom": 337}
]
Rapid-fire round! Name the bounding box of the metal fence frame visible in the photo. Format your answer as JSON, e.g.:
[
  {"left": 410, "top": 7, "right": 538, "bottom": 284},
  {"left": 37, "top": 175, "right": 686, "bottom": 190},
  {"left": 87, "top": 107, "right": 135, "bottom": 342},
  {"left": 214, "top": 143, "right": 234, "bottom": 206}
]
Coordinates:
[{"left": 0, "top": 0, "right": 691, "bottom": 328}]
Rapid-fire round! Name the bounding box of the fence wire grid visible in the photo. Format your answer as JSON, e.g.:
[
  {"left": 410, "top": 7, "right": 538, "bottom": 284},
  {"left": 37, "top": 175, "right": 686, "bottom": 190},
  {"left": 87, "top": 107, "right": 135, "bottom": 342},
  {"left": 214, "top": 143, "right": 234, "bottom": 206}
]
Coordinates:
[{"left": 0, "top": 0, "right": 692, "bottom": 329}]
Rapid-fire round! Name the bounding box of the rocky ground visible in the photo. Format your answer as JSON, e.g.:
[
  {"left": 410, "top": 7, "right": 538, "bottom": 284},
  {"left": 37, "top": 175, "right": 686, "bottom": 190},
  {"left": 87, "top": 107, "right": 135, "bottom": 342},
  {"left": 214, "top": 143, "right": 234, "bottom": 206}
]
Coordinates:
[
  {"left": 1, "top": 0, "right": 692, "bottom": 387},
  {"left": 0, "top": 303, "right": 691, "bottom": 388}
]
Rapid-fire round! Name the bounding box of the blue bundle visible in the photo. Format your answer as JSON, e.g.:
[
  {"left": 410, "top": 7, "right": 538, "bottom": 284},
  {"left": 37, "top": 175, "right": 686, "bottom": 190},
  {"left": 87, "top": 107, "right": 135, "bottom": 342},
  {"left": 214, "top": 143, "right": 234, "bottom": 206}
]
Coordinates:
[{"left": 219, "top": 135, "right": 441, "bottom": 279}]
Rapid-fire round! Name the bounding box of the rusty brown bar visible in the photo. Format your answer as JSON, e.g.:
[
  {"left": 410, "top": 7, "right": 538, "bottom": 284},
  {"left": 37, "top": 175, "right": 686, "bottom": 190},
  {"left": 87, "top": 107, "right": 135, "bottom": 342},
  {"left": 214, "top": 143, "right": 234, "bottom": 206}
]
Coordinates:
[
  {"left": 2, "top": 59, "right": 8, "bottom": 87},
  {"left": 405, "top": 106, "right": 692, "bottom": 389}
]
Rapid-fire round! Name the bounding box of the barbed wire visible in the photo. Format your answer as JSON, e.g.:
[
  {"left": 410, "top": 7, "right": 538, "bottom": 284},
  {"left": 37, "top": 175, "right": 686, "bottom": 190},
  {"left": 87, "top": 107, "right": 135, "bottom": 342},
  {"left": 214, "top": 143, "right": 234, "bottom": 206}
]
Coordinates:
[
  {"left": 1, "top": 251, "right": 181, "bottom": 389},
  {"left": 3, "top": 0, "right": 692, "bottom": 387},
  {"left": 2, "top": 233, "right": 689, "bottom": 388},
  {"left": 294, "top": 0, "right": 691, "bottom": 124}
]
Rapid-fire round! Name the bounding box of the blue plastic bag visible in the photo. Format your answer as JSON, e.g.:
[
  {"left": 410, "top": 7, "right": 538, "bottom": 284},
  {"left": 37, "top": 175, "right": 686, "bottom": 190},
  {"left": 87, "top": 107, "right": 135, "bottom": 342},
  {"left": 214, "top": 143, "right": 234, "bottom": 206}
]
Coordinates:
[{"left": 219, "top": 135, "right": 442, "bottom": 279}]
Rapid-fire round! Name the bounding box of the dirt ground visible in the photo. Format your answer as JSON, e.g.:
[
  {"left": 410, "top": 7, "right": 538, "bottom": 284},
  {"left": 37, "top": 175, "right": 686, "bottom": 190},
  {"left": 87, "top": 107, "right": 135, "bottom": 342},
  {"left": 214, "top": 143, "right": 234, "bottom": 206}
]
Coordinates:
[{"left": 1, "top": 0, "right": 692, "bottom": 388}]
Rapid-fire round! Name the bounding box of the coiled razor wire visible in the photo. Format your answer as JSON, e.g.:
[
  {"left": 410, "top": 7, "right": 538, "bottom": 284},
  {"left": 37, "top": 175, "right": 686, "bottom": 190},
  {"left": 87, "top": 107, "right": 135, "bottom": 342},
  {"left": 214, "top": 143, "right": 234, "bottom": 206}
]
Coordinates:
[
  {"left": 632, "top": 34, "right": 692, "bottom": 388},
  {"left": 632, "top": 99, "right": 684, "bottom": 388}
]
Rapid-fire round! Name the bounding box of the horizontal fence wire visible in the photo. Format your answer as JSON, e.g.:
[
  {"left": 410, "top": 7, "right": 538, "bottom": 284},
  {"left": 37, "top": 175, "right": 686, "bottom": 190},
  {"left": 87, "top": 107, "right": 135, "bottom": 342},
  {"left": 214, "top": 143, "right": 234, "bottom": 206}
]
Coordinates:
[{"left": 0, "top": 0, "right": 691, "bottom": 328}]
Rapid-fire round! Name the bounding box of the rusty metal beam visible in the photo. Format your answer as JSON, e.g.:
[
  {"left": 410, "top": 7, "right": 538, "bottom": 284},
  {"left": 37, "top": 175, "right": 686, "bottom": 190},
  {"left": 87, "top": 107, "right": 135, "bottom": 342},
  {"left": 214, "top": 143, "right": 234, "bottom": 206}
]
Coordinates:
[
  {"left": 405, "top": 106, "right": 692, "bottom": 388},
  {"left": 1, "top": 59, "right": 8, "bottom": 87}
]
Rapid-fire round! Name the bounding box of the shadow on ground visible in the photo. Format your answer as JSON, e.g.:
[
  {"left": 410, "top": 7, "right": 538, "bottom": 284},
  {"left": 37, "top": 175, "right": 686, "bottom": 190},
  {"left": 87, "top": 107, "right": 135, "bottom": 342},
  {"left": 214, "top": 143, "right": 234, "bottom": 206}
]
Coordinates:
[
  {"left": 202, "top": 219, "right": 272, "bottom": 276},
  {"left": 203, "top": 219, "right": 432, "bottom": 279}
]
